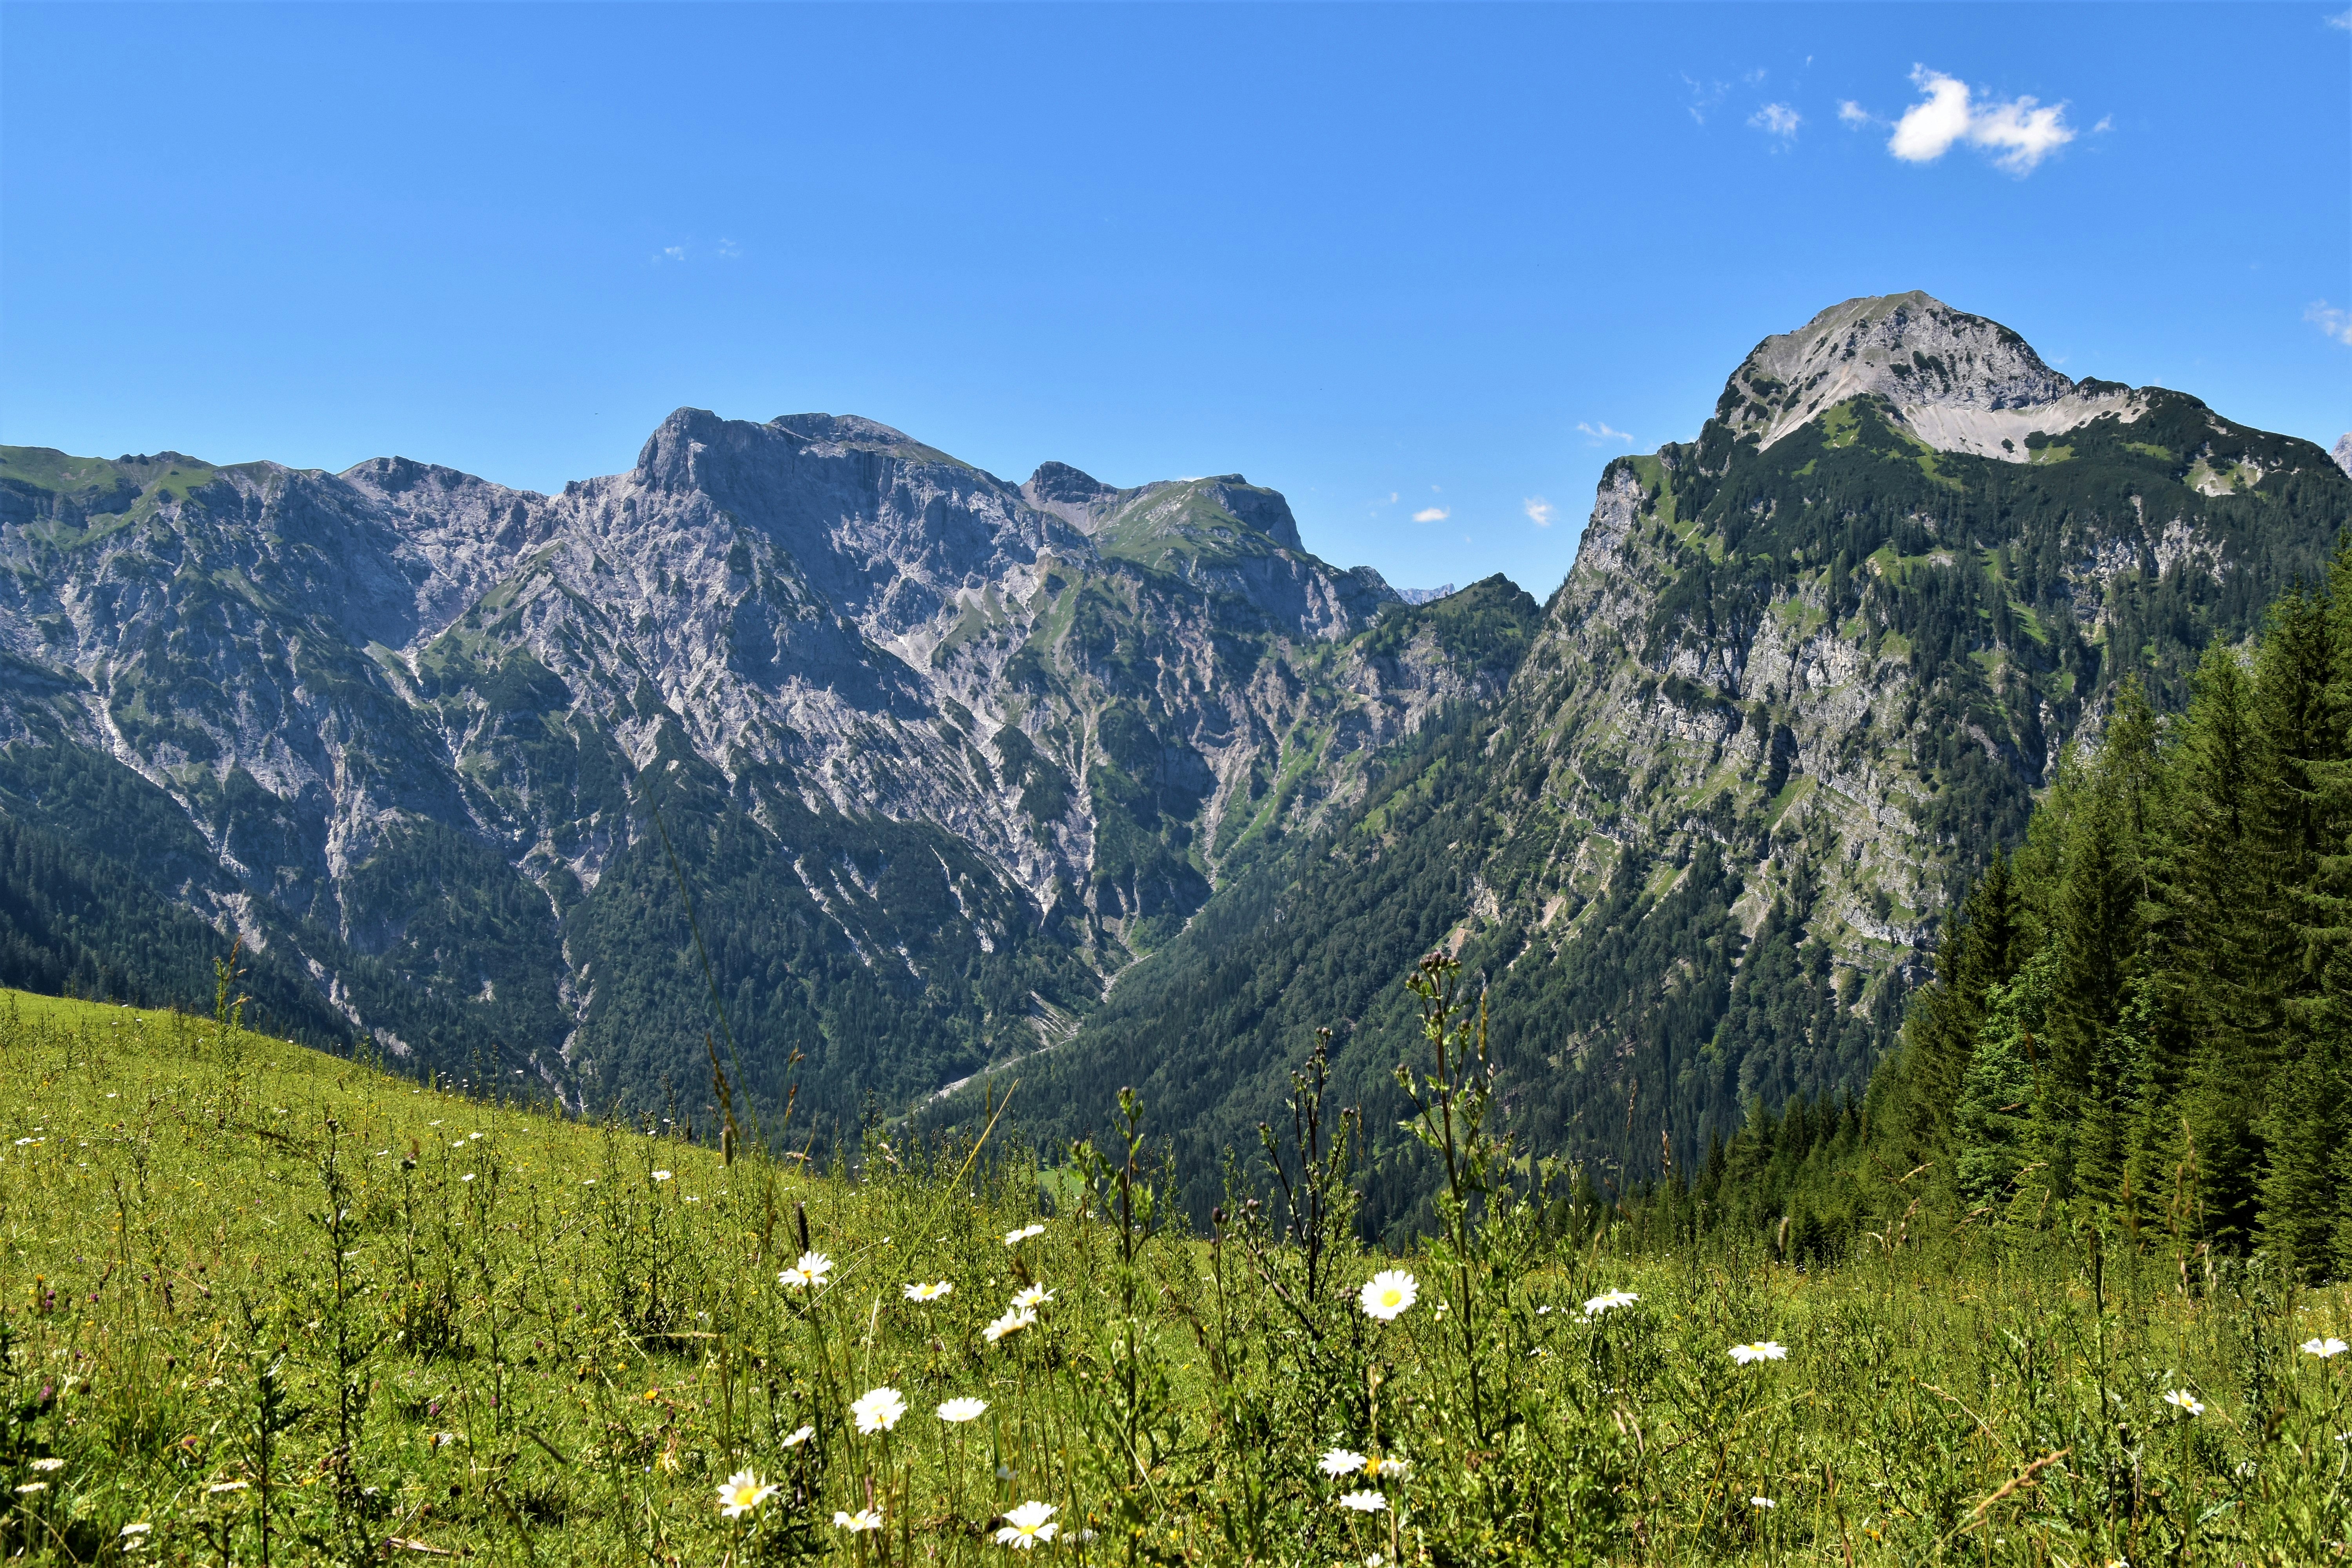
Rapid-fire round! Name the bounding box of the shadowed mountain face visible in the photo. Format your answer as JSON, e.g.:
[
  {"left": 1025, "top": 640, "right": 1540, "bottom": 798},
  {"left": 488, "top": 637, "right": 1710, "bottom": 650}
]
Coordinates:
[
  {"left": 959, "top": 292, "right": 2352, "bottom": 1235},
  {"left": 0, "top": 413, "right": 1534, "bottom": 1124}
]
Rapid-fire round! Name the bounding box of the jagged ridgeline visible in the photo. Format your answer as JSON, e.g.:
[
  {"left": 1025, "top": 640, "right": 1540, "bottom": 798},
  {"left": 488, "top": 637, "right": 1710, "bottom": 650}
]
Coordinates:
[
  {"left": 0, "top": 416, "right": 1523, "bottom": 1127},
  {"left": 953, "top": 293, "right": 2352, "bottom": 1237}
]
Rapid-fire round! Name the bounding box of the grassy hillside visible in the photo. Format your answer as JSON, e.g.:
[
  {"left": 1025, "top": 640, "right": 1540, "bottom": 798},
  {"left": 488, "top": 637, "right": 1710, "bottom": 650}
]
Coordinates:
[{"left": 5, "top": 981, "right": 2351, "bottom": 1563}]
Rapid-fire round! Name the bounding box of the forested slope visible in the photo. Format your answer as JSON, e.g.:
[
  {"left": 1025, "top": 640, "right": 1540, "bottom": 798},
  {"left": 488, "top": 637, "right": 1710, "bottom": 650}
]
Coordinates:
[{"left": 970, "top": 294, "right": 2352, "bottom": 1236}]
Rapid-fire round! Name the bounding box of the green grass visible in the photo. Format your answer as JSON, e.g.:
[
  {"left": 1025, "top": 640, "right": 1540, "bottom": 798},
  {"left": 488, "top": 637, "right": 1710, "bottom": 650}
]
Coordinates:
[{"left": 4, "top": 982, "right": 2352, "bottom": 1564}]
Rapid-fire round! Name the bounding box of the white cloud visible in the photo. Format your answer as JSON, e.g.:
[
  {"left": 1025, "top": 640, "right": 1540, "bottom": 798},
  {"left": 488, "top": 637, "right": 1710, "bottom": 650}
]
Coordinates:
[
  {"left": 1749, "top": 103, "right": 1801, "bottom": 140},
  {"left": 1413, "top": 506, "right": 1450, "bottom": 523},
  {"left": 1887, "top": 66, "right": 2076, "bottom": 175},
  {"left": 1837, "top": 100, "right": 1873, "bottom": 128},
  {"left": 1682, "top": 74, "right": 1730, "bottom": 124},
  {"left": 1576, "top": 421, "right": 1634, "bottom": 446},
  {"left": 1524, "top": 497, "right": 1555, "bottom": 528},
  {"left": 2308, "top": 301, "right": 2352, "bottom": 347},
  {"left": 2329, "top": 8, "right": 2351, "bottom": 29},
  {"left": 659, "top": 245, "right": 687, "bottom": 262},
  {"left": 716, "top": 238, "right": 742, "bottom": 259},
  {"left": 1387, "top": 491, "right": 1399, "bottom": 504}
]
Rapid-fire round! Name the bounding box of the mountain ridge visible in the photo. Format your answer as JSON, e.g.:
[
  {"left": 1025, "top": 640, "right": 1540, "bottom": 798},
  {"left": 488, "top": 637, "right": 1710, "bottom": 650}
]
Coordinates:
[
  {"left": 0, "top": 408, "right": 1532, "bottom": 1125},
  {"left": 955, "top": 291, "right": 2352, "bottom": 1229}
]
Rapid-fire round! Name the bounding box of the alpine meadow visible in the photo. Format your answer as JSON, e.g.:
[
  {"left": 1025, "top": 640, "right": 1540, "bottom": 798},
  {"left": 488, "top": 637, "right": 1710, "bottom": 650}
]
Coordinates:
[{"left": 8, "top": 287, "right": 2352, "bottom": 1566}]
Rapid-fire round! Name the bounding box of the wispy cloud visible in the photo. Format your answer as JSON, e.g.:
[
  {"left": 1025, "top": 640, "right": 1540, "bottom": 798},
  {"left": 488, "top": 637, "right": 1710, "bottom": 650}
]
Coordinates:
[
  {"left": 716, "top": 238, "right": 742, "bottom": 259},
  {"left": 1413, "top": 506, "right": 1450, "bottom": 524},
  {"left": 1523, "top": 497, "right": 1556, "bottom": 528},
  {"left": 1749, "top": 103, "right": 1801, "bottom": 142},
  {"left": 2308, "top": 301, "right": 2352, "bottom": 347},
  {"left": 1682, "top": 74, "right": 1731, "bottom": 125},
  {"left": 1577, "top": 421, "right": 1635, "bottom": 446},
  {"left": 1837, "top": 100, "right": 1874, "bottom": 128},
  {"left": 659, "top": 245, "right": 687, "bottom": 262},
  {"left": 1882, "top": 66, "right": 2076, "bottom": 175},
  {"left": 2330, "top": 8, "right": 2351, "bottom": 29}
]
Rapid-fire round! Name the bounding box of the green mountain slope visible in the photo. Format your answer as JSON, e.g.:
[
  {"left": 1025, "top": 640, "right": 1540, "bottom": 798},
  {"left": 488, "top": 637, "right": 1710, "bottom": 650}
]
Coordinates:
[
  {"left": 0, "top": 419, "right": 1520, "bottom": 1136},
  {"left": 968, "top": 293, "right": 2352, "bottom": 1233}
]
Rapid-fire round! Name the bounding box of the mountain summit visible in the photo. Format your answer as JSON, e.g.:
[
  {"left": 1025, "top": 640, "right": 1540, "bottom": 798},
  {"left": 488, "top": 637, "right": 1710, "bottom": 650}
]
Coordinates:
[
  {"left": 0, "top": 412, "right": 1534, "bottom": 1122},
  {"left": 1719, "top": 291, "right": 2140, "bottom": 459},
  {"left": 988, "top": 293, "right": 2352, "bottom": 1227}
]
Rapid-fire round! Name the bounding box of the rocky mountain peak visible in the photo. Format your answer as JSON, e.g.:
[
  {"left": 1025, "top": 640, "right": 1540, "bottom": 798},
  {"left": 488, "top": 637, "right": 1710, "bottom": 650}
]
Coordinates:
[
  {"left": 1720, "top": 290, "right": 2140, "bottom": 463},
  {"left": 1023, "top": 461, "right": 1117, "bottom": 507},
  {"left": 2332, "top": 432, "right": 2351, "bottom": 478},
  {"left": 1187, "top": 476, "right": 1303, "bottom": 552}
]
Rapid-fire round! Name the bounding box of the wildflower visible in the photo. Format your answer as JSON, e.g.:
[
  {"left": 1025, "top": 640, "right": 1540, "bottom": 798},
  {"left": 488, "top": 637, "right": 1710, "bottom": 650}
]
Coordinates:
[
  {"left": 15, "top": 1483, "right": 46, "bottom": 1494},
  {"left": 207, "top": 1481, "right": 250, "bottom": 1494},
  {"left": 651, "top": 1170, "right": 672, "bottom": 1182},
  {"left": 834, "top": 1507, "right": 885, "bottom": 1533},
  {"left": 984, "top": 1306, "right": 1039, "bottom": 1343},
  {"left": 778, "top": 1251, "right": 833, "bottom": 1290},
  {"left": 581, "top": 1178, "right": 595, "bottom": 1186},
  {"left": 1337, "top": 1490, "right": 1388, "bottom": 1513},
  {"left": 1583, "top": 1289, "right": 1639, "bottom": 1318},
  {"left": 2304, "top": 1336, "right": 2350, "bottom": 1358},
  {"left": 781, "top": 1424, "right": 815, "bottom": 1448},
  {"left": 1358, "top": 1270, "right": 1419, "bottom": 1321},
  {"left": 1751, "top": 1497, "right": 1776, "bottom": 1509},
  {"left": 938, "top": 1397, "right": 989, "bottom": 1423},
  {"left": 717, "top": 1469, "right": 777, "bottom": 1518},
  {"left": 459, "top": 1172, "right": 476, "bottom": 1183},
  {"left": 851, "top": 1386, "right": 907, "bottom": 1434},
  {"left": 428, "top": 1432, "right": 457, "bottom": 1450},
  {"left": 121, "top": 1523, "right": 151, "bottom": 1537},
  {"left": 994, "top": 1500, "right": 1059, "bottom": 1548},
  {"left": 1729, "top": 1341, "right": 1789, "bottom": 1365},
  {"left": 1011, "top": 1285, "right": 1054, "bottom": 1310},
  {"left": 1364, "top": 1455, "right": 1410, "bottom": 1480},
  {"left": 2163, "top": 1389, "right": 2205, "bottom": 1416},
  {"left": 996, "top": 1465, "right": 1017, "bottom": 1482},
  {"left": 1319, "top": 1448, "right": 1367, "bottom": 1477},
  {"left": 1004, "top": 1223, "right": 1047, "bottom": 1247},
  {"left": 28, "top": 1459, "right": 63, "bottom": 1473},
  {"left": 904, "top": 1280, "right": 954, "bottom": 1302}
]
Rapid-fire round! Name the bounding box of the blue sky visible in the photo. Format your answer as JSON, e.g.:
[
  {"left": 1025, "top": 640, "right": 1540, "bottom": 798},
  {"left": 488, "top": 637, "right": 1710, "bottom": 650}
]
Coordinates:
[{"left": 4, "top": 4, "right": 2347, "bottom": 599}]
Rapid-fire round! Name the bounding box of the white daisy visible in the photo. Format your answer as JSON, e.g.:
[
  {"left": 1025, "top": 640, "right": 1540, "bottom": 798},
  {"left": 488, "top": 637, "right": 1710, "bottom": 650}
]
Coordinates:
[
  {"left": 833, "top": 1507, "right": 884, "bottom": 1533},
  {"left": 2303, "top": 1336, "right": 2350, "bottom": 1358},
  {"left": 851, "top": 1386, "right": 907, "bottom": 1434},
  {"left": 994, "top": 1500, "right": 1059, "bottom": 1548},
  {"left": 1728, "top": 1341, "right": 1789, "bottom": 1365},
  {"left": 2162, "top": 1389, "right": 2205, "bottom": 1416},
  {"left": 938, "top": 1397, "right": 989, "bottom": 1423},
  {"left": 983, "top": 1306, "right": 1038, "bottom": 1343},
  {"left": 1582, "top": 1289, "right": 1639, "bottom": 1318},
  {"left": 1319, "top": 1448, "right": 1367, "bottom": 1477},
  {"left": 1358, "top": 1270, "right": 1419, "bottom": 1321},
  {"left": 716, "top": 1469, "right": 777, "bottom": 1518},
  {"left": 1336, "top": 1490, "right": 1387, "bottom": 1513},
  {"left": 778, "top": 1251, "right": 833, "bottom": 1290},
  {"left": 1003, "top": 1223, "right": 1047, "bottom": 1247}
]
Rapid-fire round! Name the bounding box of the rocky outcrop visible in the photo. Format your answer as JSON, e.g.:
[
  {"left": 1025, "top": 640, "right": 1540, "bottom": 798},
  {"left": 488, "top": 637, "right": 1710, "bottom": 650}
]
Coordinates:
[
  {"left": 1724, "top": 291, "right": 2143, "bottom": 461},
  {"left": 0, "top": 412, "right": 1521, "bottom": 1118}
]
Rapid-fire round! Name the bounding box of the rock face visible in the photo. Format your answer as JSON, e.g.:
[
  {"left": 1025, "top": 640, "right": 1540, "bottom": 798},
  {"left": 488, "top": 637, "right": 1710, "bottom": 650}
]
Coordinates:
[
  {"left": 2333, "top": 433, "right": 2352, "bottom": 478},
  {"left": 1724, "top": 292, "right": 2143, "bottom": 459},
  {"left": 0, "top": 416, "right": 1537, "bottom": 1122},
  {"left": 991, "top": 293, "right": 2352, "bottom": 1225}
]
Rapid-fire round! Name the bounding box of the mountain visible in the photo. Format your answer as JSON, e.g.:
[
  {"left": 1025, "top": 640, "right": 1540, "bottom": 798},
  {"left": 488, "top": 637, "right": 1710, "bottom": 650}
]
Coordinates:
[
  {"left": 0, "top": 416, "right": 1536, "bottom": 1124},
  {"left": 968, "top": 292, "right": 2352, "bottom": 1232}
]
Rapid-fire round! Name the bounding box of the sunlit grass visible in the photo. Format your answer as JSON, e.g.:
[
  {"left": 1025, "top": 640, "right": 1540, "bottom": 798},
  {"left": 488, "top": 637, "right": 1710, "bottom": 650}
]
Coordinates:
[{"left": 2, "top": 975, "right": 2350, "bottom": 1564}]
